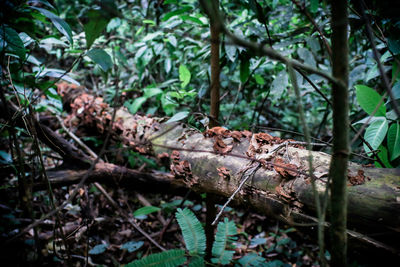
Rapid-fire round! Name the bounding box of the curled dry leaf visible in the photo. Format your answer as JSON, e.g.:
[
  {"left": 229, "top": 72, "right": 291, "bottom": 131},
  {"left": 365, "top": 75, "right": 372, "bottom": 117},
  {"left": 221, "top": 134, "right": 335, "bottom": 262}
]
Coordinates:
[
  {"left": 230, "top": 131, "right": 242, "bottom": 142},
  {"left": 348, "top": 169, "right": 366, "bottom": 186},
  {"left": 217, "top": 167, "right": 231, "bottom": 179},
  {"left": 213, "top": 136, "right": 233, "bottom": 154},
  {"left": 273, "top": 157, "right": 298, "bottom": 179},
  {"left": 241, "top": 130, "right": 253, "bottom": 139}
]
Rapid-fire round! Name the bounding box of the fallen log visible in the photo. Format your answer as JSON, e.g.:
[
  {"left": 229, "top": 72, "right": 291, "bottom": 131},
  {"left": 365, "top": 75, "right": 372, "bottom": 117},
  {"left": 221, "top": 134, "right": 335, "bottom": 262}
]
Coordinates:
[{"left": 53, "top": 85, "right": 400, "bottom": 255}]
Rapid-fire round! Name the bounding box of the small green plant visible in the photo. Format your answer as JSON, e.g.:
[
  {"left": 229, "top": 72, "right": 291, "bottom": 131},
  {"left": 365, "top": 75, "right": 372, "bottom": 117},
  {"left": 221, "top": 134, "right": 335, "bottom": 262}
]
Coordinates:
[
  {"left": 126, "top": 208, "right": 239, "bottom": 267},
  {"left": 354, "top": 84, "right": 400, "bottom": 168}
]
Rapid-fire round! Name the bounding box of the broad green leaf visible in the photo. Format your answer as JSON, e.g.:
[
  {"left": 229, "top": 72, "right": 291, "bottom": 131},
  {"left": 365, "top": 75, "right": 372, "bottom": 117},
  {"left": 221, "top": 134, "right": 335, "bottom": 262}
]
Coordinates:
[
  {"left": 162, "top": 6, "right": 192, "bottom": 21},
  {"left": 225, "top": 44, "right": 237, "bottom": 62},
  {"left": 84, "top": 9, "right": 110, "bottom": 49},
  {"left": 179, "top": 65, "right": 191, "bottom": 88},
  {"left": 143, "top": 19, "right": 156, "bottom": 25},
  {"left": 388, "top": 38, "right": 400, "bottom": 55},
  {"left": 120, "top": 241, "right": 144, "bottom": 253},
  {"left": 374, "top": 145, "right": 393, "bottom": 168},
  {"left": 254, "top": 74, "right": 265, "bottom": 85},
  {"left": 30, "top": 7, "right": 73, "bottom": 45},
  {"left": 238, "top": 253, "right": 266, "bottom": 267},
  {"left": 363, "top": 118, "right": 388, "bottom": 155},
  {"left": 133, "top": 206, "right": 161, "bottom": 217},
  {"left": 355, "top": 85, "right": 386, "bottom": 117},
  {"left": 167, "top": 35, "right": 177, "bottom": 47},
  {"left": 180, "top": 15, "right": 204, "bottom": 25},
  {"left": 0, "top": 25, "right": 26, "bottom": 60},
  {"left": 87, "top": 48, "right": 113, "bottom": 72},
  {"left": 166, "top": 111, "right": 189, "bottom": 123},
  {"left": 310, "top": 0, "right": 318, "bottom": 13},
  {"left": 387, "top": 122, "right": 400, "bottom": 161},
  {"left": 144, "top": 87, "right": 163, "bottom": 98},
  {"left": 392, "top": 81, "right": 400, "bottom": 100},
  {"left": 128, "top": 96, "right": 147, "bottom": 114},
  {"left": 271, "top": 70, "right": 288, "bottom": 95},
  {"left": 89, "top": 244, "right": 108, "bottom": 255},
  {"left": 240, "top": 59, "right": 250, "bottom": 83},
  {"left": 298, "top": 47, "right": 316, "bottom": 68}
]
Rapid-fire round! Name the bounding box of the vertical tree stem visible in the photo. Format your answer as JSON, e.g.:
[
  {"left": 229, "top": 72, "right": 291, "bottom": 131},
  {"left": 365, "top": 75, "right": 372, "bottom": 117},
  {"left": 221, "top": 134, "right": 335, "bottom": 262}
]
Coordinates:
[{"left": 329, "top": 0, "right": 349, "bottom": 265}]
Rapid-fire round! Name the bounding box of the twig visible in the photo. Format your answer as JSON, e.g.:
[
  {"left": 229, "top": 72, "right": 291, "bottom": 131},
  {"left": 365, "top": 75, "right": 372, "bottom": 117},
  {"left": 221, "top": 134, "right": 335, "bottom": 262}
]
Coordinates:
[
  {"left": 358, "top": 0, "right": 400, "bottom": 118},
  {"left": 93, "top": 182, "right": 166, "bottom": 251},
  {"left": 212, "top": 162, "right": 261, "bottom": 226},
  {"left": 56, "top": 115, "right": 99, "bottom": 160}
]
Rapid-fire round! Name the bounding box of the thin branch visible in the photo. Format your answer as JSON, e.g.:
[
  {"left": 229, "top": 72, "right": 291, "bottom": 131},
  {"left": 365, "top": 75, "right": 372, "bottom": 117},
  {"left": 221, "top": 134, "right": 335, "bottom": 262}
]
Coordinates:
[{"left": 358, "top": 0, "right": 400, "bottom": 118}]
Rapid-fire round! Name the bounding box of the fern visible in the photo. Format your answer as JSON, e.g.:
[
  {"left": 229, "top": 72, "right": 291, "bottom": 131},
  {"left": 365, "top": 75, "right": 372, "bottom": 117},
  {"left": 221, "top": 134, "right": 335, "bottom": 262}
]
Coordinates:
[
  {"left": 188, "top": 256, "right": 205, "bottom": 267},
  {"left": 126, "top": 249, "right": 186, "bottom": 267},
  {"left": 211, "top": 218, "right": 237, "bottom": 265},
  {"left": 238, "top": 253, "right": 266, "bottom": 267},
  {"left": 175, "top": 208, "right": 206, "bottom": 256}
]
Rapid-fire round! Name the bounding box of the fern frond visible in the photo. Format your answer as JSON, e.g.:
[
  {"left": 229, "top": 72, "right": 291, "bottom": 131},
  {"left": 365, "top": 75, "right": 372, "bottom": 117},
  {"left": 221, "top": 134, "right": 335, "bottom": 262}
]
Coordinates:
[
  {"left": 211, "top": 218, "right": 237, "bottom": 265},
  {"left": 238, "top": 253, "right": 266, "bottom": 267},
  {"left": 126, "top": 249, "right": 186, "bottom": 267},
  {"left": 175, "top": 208, "right": 206, "bottom": 256},
  {"left": 188, "top": 256, "right": 205, "bottom": 267}
]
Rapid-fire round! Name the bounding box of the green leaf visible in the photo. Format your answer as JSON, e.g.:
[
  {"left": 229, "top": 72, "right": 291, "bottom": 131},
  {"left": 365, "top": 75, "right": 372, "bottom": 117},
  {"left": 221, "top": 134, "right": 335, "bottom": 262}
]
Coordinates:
[
  {"left": 133, "top": 206, "right": 161, "bottom": 218},
  {"left": 254, "top": 74, "right": 265, "bottom": 85},
  {"left": 387, "top": 122, "right": 400, "bottom": 161},
  {"left": 166, "top": 111, "right": 189, "bottom": 123},
  {"left": 121, "top": 241, "right": 144, "bottom": 253},
  {"left": 176, "top": 208, "right": 206, "bottom": 256},
  {"left": 271, "top": 70, "right": 288, "bottom": 95},
  {"left": 84, "top": 9, "right": 110, "bottom": 49},
  {"left": 238, "top": 253, "right": 266, "bottom": 267},
  {"left": 355, "top": 85, "right": 386, "bottom": 117},
  {"left": 162, "top": 6, "right": 192, "bottom": 21},
  {"left": 30, "top": 7, "right": 73, "bottom": 45},
  {"left": 89, "top": 244, "right": 108, "bottom": 255},
  {"left": 128, "top": 96, "right": 147, "bottom": 114},
  {"left": 126, "top": 249, "right": 186, "bottom": 267},
  {"left": 363, "top": 118, "right": 388, "bottom": 156},
  {"left": 240, "top": 59, "right": 250, "bottom": 83},
  {"left": 87, "top": 48, "right": 113, "bottom": 72},
  {"left": 144, "top": 87, "right": 163, "bottom": 98},
  {"left": 374, "top": 145, "right": 393, "bottom": 168},
  {"left": 388, "top": 38, "right": 400, "bottom": 55},
  {"left": 179, "top": 65, "right": 191, "bottom": 88},
  {"left": 180, "top": 15, "right": 204, "bottom": 25},
  {"left": 211, "top": 218, "right": 237, "bottom": 265},
  {"left": 310, "top": 0, "right": 318, "bottom": 13},
  {"left": 0, "top": 25, "right": 26, "bottom": 60}
]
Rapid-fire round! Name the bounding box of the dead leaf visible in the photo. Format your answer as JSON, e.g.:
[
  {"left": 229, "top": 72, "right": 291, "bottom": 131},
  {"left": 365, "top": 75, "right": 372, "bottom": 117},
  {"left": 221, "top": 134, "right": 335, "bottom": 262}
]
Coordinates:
[
  {"left": 275, "top": 184, "right": 292, "bottom": 199},
  {"left": 204, "top": 126, "right": 230, "bottom": 138}
]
